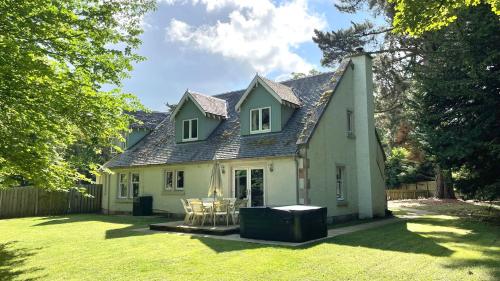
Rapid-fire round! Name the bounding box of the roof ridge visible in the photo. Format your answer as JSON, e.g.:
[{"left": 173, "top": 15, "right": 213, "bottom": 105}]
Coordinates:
[{"left": 188, "top": 90, "right": 227, "bottom": 103}]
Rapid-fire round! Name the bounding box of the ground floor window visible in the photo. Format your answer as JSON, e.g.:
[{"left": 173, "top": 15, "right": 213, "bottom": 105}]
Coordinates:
[
  {"left": 118, "top": 173, "right": 128, "bottom": 198},
  {"left": 176, "top": 171, "right": 185, "bottom": 190},
  {"left": 336, "top": 166, "right": 345, "bottom": 200},
  {"left": 165, "top": 171, "right": 174, "bottom": 190},
  {"left": 131, "top": 173, "right": 140, "bottom": 197},
  {"left": 164, "top": 170, "right": 185, "bottom": 191},
  {"left": 118, "top": 172, "right": 140, "bottom": 198}
]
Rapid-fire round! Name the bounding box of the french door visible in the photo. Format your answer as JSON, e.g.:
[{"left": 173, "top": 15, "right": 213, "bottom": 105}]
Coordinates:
[{"left": 233, "top": 168, "right": 265, "bottom": 207}]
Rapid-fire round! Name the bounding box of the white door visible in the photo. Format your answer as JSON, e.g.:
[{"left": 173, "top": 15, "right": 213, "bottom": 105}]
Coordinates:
[{"left": 233, "top": 168, "right": 265, "bottom": 207}]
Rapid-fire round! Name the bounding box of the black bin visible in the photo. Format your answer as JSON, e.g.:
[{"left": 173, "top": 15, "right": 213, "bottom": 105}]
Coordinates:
[
  {"left": 133, "top": 196, "right": 153, "bottom": 216},
  {"left": 239, "top": 205, "right": 327, "bottom": 242}
]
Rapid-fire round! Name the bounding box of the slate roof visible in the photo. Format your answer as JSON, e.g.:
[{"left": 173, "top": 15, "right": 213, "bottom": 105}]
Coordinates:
[
  {"left": 106, "top": 59, "right": 351, "bottom": 168},
  {"left": 129, "top": 111, "right": 168, "bottom": 130},
  {"left": 188, "top": 91, "right": 228, "bottom": 118},
  {"left": 259, "top": 75, "right": 302, "bottom": 106}
]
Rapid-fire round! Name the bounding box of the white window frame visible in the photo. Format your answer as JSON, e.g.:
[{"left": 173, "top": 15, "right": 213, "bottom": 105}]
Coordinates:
[
  {"left": 231, "top": 167, "right": 266, "bottom": 207},
  {"left": 176, "top": 170, "right": 185, "bottom": 190},
  {"left": 346, "top": 110, "right": 354, "bottom": 137},
  {"left": 182, "top": 118, "right": 198, "bottom": 142},
  {"left": 165, "top": 170, "right": 174, "bottom": 190},
  {"left": 118, "top": 173, "right": 129, "bottom": 199},
  {"left": 249, "top": 107, "right": 271, "bottom": 134},
  {"left": 131, "top": 172, "right": 140, "bottom": 198},
  {"left": 336, "top": 166, "right": 345, "bottom": 200}
]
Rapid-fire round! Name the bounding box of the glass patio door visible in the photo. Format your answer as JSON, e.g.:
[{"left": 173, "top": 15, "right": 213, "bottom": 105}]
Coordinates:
[{"left": 233, "top": 168, "right": 265, "bottom": 207}]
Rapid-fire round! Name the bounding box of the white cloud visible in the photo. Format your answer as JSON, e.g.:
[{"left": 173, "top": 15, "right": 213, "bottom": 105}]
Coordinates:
[{"left": 164, "top": 0, "right": 326, "bottom": 75}]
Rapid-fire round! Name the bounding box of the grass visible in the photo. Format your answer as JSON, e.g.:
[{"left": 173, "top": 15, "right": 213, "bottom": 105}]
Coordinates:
[
  {"left": 328, "top": 216, "right": 390, "bottom": 229},
  {"left": 392, "top": 199, "right": 500, "bottom": 222},
  {"left": 1, "top": 211, "right": 499, "bottom": 280}
]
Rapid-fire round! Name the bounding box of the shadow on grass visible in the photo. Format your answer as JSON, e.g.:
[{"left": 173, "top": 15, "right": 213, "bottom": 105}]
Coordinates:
[
  {"left": 330, "top": 216, "right": 500, "bottom": 279},
  {"left": 0, "top": 241, "right": 44, "bottom": 281},
  {"left": 32, "top": 214, "right": 171, "bottom": 240},
  {"left": 330, "top": 220, "right": 454, "bottom": 256},
  {"left": 191, "top": 236, "right": 275, "bottom": 253}
]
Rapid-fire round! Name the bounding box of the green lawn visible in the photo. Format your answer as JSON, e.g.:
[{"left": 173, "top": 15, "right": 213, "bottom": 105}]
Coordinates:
[
  {"left": 393, "top": 199, "right": 500, "bottom": 222},
  {"left": 1, "top": 212, "right": 499, "bottom": 281}
]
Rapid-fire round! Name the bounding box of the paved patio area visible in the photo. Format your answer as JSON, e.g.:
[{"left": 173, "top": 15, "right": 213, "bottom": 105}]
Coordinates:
[{"left": 137, "top": 217, "right": 401, "bottom": 247}]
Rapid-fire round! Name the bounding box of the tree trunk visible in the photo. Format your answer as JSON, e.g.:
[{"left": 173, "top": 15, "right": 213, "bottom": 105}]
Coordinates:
[{"left": 435, "top": 166, "right": 456, "bottom": 199}]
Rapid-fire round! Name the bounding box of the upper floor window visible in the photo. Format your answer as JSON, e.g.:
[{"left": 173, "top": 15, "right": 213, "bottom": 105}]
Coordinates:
[
  {"left": 182, "top": 119, "right": 198, "bottom": 141},
  {"left": 250, "top": 107, "right": 271, "bottom": 134},
  {"left": 346, "top": 110, "right": 354, "bottom": 137}
]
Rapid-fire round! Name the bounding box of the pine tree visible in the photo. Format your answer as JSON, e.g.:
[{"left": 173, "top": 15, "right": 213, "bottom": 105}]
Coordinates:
[{"left": 410, "top": 4, "right": 500, "bottom": 200}]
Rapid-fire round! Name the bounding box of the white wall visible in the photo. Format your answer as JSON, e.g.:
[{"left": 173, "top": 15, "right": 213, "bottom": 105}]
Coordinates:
[{"left": 102, "top": 157, "right": 297, "bottom": 214}]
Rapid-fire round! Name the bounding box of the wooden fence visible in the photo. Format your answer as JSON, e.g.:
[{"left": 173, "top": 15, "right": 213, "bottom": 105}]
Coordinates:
[
  {"left": 0, "top": 184, "right": 102, "bottom": 219},
  {"left": 386, "top": 189, "right": 433, "bottom": 200}
]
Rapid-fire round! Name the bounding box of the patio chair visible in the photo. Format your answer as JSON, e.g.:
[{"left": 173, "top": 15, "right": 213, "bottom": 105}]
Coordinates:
[
  {"left": 189, "top": 200, "right": 211, "bottom": 226},
  {"left": 213, "top": 199, "right": 230, "bottom": 226},
  {"left": 225, "top": 198, "right": 237, "bottom": 205},
  {"left": 230, "top": 198, "right": 248, "bottom": 224},
  {"left": 180, "top": 198, "right": 193, "bottom": 224}
]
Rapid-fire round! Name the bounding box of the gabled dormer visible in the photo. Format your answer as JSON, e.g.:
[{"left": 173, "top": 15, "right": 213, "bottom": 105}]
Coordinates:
[
  {"left": 171, "top": 90, "right": 227, "bottom": 143},
  {"left": 235, "top": 75, "right": 301, "bottom": 135}
]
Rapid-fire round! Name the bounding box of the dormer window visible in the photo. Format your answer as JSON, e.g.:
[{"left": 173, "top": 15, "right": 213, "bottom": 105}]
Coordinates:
[
  {"left": 182, "top": 118, "right": 198, "bottom": 141},
  {"left": 250, "top": 107, "right": 271, "bottom": 134}
]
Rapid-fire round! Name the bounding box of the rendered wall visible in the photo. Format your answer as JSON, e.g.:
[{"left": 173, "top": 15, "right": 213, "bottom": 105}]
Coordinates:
[
  {"left": 126, "top": 129, "right": 149, "bottom": 149},
  {"left": 307, "top": 66, "right": 360, "bottom": 218},
  {"left": 102, "top": 157, "right": 297, "bottom": 214},
  {"left": 174, "top": 98, "right": 221, "bottom": 142},
  {"left": 239, "top": 83, "right": 284, "bottom": 135}
]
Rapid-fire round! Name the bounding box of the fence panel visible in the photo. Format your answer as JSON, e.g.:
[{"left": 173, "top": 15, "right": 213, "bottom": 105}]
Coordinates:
[
  {"left": 386, "top": 189, "right": 432, "bottom": 200},
  {"left": 0, "top": 184, "right": 102, "bottom": 219}
]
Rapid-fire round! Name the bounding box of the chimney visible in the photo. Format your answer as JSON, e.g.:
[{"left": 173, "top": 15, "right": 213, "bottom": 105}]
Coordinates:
[{"left": 351, "top": 52, "right": 377, "bottom": 219}]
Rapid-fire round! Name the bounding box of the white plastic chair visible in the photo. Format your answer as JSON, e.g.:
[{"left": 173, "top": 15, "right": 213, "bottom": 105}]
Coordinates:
[{"left": 180, "top": 198, "right": 193, "bottom": 224}]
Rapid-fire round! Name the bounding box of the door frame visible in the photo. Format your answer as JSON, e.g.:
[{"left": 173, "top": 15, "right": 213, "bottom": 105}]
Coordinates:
[{"left": 231, "top": 167, "right": 266, "bottom": 207}]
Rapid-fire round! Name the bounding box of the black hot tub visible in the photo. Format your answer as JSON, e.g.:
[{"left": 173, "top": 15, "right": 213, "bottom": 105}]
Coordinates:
[{"left": 239, "top": 205, "right": 327, "bottom": 242}]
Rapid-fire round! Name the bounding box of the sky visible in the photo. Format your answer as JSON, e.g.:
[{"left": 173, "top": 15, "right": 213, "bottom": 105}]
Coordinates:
[{"left": 122, "top": 0, "right": 376, "bottom": 111}]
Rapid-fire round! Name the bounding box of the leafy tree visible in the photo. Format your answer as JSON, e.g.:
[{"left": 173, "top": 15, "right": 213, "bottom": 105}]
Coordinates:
[
  {"left": 385, "top": 147, "right": 434, "bottom": 188},
  {"left": 0, "top": 0, "right": 155, "bottom": 190},
  {"left": 389, "top": 0, "right": 500, "bottom": 36},
  {"left": 410, "top": 4, "right": 500, "bottom": 200},
  {"left": 385, "top": 147, "right": 410, "bottom": 188},
  {"left": 291, "top": 69, "right": 323, "bottom": 79}
]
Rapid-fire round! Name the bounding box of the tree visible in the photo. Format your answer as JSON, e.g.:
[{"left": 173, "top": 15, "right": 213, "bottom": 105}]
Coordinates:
[
  {"left": 312, "top": 1, "right": 421, "bottom": 151},
  {"left": 389, "top": 0, "right": 500, "bottom": 36},
  {"left": 410, "top": 4, "right": 500, "bottom": 200},
  {"left": 291, "top": 69, "right": 322, "bottom": 79},
  {"left": 0, "top": 0, "right": 155, "bottom": 190}
]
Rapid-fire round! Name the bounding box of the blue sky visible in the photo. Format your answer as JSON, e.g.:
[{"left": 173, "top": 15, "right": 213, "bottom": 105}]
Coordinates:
[{"left": 122, "top": 0, "right": 376, "bottom": 111}]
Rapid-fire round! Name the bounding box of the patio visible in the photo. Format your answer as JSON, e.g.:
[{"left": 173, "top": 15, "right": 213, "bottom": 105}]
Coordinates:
[
  {"left": 150, "top": 220, "right": 240, "bottom": 235},
  {"left": 147, "top": 216, "right": 400, "bottom": 247}
]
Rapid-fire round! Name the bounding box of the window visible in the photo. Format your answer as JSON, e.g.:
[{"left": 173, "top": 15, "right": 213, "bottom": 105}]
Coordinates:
[
  {"left": 250, "top": 107, "right": 271, "bottom": 134},
  {"left": 346, "top": 110, "right": 354, "bottom": 136},
  {"left": 176, "top": 171, "right": 185, "bottom": 190},
  {"left": 118, "top": 173, "right": 128, "bottom": 198},
  {"left": 131, "top": 173, "right": 140, "bottom": 198},
  {"left": 182, "top": 119, "right": 198, "bottom": 141},
  {"left": 336, "top": 166, "right": 345, "bottom": 200},
  {"left": 165, "top": 171, "right": 174, "bottom": 190}
]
